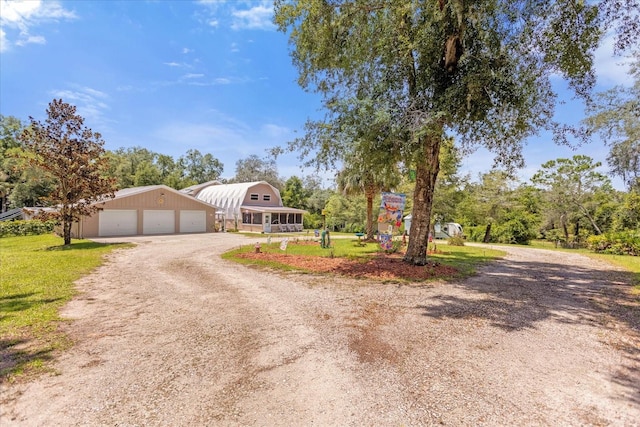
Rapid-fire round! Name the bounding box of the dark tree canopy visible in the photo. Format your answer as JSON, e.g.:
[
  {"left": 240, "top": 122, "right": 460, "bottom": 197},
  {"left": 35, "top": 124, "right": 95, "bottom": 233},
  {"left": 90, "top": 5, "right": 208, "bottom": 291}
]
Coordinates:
[
  {"left": 20, "top": 99, "right": 117, "bottom": 245},
  {"left": 275, "top": 0, "right": 603, "bottom": 264}
]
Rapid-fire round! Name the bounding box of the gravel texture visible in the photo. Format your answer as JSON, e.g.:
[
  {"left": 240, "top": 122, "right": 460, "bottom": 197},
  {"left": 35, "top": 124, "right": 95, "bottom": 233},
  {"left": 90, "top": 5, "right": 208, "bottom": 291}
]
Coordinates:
[{"left": 1, "top": 233, "right": 639, "bottom": 426}]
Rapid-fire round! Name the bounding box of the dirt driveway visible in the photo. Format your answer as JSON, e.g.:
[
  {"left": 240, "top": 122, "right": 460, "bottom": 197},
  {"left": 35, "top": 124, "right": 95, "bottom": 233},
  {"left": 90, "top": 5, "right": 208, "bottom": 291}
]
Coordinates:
[{"left": 2, "top": 233, "right": 639, "bottom": 426}]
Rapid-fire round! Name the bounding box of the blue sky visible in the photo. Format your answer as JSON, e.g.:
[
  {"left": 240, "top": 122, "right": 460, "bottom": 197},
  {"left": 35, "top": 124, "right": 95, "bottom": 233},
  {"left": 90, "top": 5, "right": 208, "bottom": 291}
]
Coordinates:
[{"left": 0, "top": 0, "right": 633, "bottom": 189}]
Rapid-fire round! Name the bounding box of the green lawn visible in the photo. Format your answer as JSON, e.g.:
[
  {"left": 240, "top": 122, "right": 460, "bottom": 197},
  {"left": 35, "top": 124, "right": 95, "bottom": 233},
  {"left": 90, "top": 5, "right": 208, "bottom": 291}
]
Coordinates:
[
  {"left": 223, "top": 237, "right": 506, "bottom": 279},
  {"left": 0, "top": 234, "right": 129, "bottom": 381}
]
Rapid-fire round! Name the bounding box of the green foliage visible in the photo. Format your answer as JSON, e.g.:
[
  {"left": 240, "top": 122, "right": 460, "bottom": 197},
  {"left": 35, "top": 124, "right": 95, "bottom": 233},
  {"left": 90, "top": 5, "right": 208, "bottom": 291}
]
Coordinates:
[
  {"left": 447, "top": 235, "right": 466, "bottom": 246},
  {"left": 492, "top": 212, "right": 538, "bottom": 245},
  {"left": 532, "top": 155, "right": 612, "bottom": 236},
  {"left": 613, "top": 191, "right": 640, "bottom": 231},
  {"left": 583, "top": 54, "right": 639, "bottom": 190},
  {"left": 0, "top": 235, "right": 127, "bottom": 380},
  {"left": 587, "top": 231, "right": 640, "bottom": 256},
  {"left": 282, "top": 176, "right": 310, "bottom": 209},
  {"left": 230, "top": 154, "right": 281, "bottom": 189},
  {"left": 303, "top": 212, "right": 324, "bottom": 230},
  {"left": 463, "top": 225, "right": 486, "bottom": 243},
  {"left": 0, "top": 219, "right": 56, "bottom": 237}
]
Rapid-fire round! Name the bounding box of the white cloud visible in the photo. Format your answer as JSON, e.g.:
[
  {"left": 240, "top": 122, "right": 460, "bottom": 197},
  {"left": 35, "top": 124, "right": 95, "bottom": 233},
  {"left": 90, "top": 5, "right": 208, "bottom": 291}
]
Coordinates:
[
  {"left": 0, "top": 0, "right": 76, "bottom": 51},
  {"left": 182, "top": 47, "right": 193, "bottom": 54},
  {"left": 230, "top": 42, "right": 239, "bottom": 52},
  {"left": 593, "top": 34, "right": 634, "bottom": 87},
  {"left": 183, "top": 73, "right": 204, "bottom": 79},
  {"left": 208, "top": 19, "right": 219, "bottom": 28},
  {"left": 15, "top": 33, "right": 44, "bottom": 46},
  {"left": 48, "top": 85, "right": 110, "bottom": 128},
  {"left": 0, "top": 27, "right": 9, "bottom": 51},
  {"left": 261, "top": 123, "right": 290, "bottom": 139},
  {"left": 230, "top": 3, "right": 275, "bottom": 31}
]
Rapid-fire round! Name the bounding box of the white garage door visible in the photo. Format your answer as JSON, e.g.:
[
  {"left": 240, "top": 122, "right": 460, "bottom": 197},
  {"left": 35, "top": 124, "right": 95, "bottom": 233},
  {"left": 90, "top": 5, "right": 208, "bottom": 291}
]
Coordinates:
[
  {"left": 180, "top": 210, "right": 206, "bottom": 233},
  {"left": 99, "top": 210, "right": 138, "bottom": 236},
  {"left": 143, "top": 210, "right": 175, "bottom": 235}
]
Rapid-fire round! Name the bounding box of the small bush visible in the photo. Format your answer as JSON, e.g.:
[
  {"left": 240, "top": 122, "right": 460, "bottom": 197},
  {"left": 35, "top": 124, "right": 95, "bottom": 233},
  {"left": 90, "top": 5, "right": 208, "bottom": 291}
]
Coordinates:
[
  {"left": 0, "top": 220, "right": 57, "bottom": 237},
  {"left": 587, "top": 231, "right": 640, "bottom": 256},
  {"left": 448, "top": 235, "right": 466, "bottom": 246}
]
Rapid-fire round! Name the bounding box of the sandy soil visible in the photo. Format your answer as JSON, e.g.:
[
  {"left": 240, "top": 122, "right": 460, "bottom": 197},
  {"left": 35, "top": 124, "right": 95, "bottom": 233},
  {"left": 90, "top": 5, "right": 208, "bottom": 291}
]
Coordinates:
[{"left": 1, "top": 233, "right": 639, "bottom": 426}]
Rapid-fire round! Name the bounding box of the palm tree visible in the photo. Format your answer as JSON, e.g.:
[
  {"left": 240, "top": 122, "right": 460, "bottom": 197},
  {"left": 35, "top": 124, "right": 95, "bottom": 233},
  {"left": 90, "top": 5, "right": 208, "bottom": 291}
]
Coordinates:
[{"left": 337, "top": 147, "right": 400, "bottom": 241}]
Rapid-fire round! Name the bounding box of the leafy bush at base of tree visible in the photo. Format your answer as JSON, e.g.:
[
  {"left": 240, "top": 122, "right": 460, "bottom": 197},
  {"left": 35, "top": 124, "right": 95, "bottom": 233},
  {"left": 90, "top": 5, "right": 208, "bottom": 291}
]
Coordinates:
[
  {"left": 587, "top": 231, "right": 640, "bottom": 256},
  {"left": 0, "top": 220, "right": 57, "bottom": 237}
]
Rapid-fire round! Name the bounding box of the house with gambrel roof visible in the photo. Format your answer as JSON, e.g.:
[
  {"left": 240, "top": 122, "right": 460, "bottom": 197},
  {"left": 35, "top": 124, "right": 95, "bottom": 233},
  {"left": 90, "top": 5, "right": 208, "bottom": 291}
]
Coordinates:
[{"left": 182, "top": 181, "right": 306, "bottom": 233}]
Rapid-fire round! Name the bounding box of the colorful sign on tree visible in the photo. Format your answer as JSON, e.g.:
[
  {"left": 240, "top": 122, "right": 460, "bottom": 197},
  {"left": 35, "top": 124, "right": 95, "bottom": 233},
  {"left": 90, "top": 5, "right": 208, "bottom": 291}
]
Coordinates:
[{"left": 377, "top": 192, "right": 406, "bottom": 228}]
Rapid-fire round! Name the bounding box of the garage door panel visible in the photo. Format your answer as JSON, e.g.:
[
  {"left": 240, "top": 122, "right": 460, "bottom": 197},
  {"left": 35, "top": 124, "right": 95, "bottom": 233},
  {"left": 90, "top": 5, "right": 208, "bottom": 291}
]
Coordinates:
[
  {"left": 143, "top": 210, "right": 175, "bottom": 235},
  {"left": 99, "top": 210, "right": 137, "bottom": 236},
  {"left": 180, "top": 210, "right": 206, "bottom": 233}
]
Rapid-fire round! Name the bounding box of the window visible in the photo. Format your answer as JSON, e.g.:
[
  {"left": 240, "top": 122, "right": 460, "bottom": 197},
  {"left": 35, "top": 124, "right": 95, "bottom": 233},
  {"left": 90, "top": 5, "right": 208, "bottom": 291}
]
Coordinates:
[
  {"left": 263, "top": 194, "right": 271, "bottom": 201},
  {"left": 252, "top": 213, "right": 262, "bottom": 224},
  {"left": 250, "top": 193, "right": 259, "bottom": 201},
  {"left": 242, "top": 212, "right": 252, "bottom": 224}
]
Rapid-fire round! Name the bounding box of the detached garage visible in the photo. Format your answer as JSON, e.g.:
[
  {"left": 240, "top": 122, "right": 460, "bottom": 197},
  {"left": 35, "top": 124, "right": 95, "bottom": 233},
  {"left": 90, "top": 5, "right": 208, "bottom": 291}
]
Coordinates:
[{"left": 72, "top": 185, "right": 220, "bottom": 238}]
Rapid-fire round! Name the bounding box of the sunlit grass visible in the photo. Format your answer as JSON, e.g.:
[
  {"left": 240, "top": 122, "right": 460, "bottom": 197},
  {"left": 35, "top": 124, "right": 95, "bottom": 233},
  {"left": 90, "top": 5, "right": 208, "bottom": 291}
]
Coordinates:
[
  {"left": 223, "top": 237, "right": 505, "bottom": 278},
  {"left": 0, "top": 234, "right": 129, "bottom": 382}
]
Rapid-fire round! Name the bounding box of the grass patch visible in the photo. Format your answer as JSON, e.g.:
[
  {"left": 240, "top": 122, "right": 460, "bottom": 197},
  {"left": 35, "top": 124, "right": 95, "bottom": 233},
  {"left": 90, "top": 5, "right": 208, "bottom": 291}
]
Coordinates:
[
  {"left": 0, "top": 234, "right": 129, "bottom": 382},
  {"left": 222, "top": 238, "right": 505, "bottom": 280},
  {"left": 583, "top": 252, "right": 640, "bottom": 293}
]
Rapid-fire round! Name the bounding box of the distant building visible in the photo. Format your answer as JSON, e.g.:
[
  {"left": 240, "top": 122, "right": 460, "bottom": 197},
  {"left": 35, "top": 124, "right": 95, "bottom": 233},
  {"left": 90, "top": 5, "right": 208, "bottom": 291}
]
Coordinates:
[{"left": 183, "top": 181, "right": 306, "bottom": 233}]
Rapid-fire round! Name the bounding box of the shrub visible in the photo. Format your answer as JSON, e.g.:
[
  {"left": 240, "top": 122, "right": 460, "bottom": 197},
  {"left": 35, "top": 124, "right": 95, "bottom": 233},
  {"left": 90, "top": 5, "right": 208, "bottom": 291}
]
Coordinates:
[
  {"left": 493, "top": 213, "right": 537, "bottom": 245},
  {"left": 464, "top": 225, "right": 486, "bottom": 242},
  {"left": 448, "top": 235, "right": 466, "bottom": 246},
  {"left": 587, "top": 231, "right": 640, "bottom": 256},
  {"left": 0, "top": 219, "right": 57, "bottom": 237}
]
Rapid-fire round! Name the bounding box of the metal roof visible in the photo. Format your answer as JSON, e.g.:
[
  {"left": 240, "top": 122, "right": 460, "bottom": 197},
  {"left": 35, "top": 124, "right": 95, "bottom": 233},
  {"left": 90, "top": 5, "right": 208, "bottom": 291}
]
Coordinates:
[{"left": 193, "top": 181, "right": 290, "bottom": 218}]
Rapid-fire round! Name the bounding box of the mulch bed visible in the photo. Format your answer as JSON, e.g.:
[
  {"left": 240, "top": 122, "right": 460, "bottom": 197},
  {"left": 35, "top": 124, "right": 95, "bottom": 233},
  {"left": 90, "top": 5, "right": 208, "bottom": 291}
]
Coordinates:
[{"left": 237, "top": 251, "right": 458, "bottom": 281}]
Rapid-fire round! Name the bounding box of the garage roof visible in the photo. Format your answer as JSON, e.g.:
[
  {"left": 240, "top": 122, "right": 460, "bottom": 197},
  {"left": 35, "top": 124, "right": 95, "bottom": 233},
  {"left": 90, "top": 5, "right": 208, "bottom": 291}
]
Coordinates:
[{"left": 108, "top": 185, "right": 221, "bottom": 210}]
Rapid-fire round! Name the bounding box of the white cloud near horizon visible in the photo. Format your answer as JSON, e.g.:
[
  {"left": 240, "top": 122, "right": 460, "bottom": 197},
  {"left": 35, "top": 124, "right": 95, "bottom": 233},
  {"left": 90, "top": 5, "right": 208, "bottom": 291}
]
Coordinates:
[
  {"left": 48, "top": 85, "right": 111, "bottom": 130},
  {"left": 0, "top": 0, "right": 77, "bottom": 52}
]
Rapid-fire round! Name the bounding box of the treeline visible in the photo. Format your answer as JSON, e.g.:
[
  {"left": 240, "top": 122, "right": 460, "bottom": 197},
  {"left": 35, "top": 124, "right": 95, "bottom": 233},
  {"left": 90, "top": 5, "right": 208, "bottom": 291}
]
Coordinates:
[{"left": 1, "top": 114, "right": 638, "bottom": 253}]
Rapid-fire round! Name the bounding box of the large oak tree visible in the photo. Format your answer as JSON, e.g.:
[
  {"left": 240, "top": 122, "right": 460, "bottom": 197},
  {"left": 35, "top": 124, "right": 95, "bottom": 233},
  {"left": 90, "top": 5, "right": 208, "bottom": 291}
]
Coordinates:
[
  {"left": 20, "top": 99, "right": 117, "bottom": 245},
  {"left": 275, "top": 0, "right": 605, "bottom": 264}
]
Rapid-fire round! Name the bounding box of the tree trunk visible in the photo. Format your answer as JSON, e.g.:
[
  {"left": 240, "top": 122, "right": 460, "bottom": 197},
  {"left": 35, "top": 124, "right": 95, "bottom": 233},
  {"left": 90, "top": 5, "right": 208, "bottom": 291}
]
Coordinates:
[
  {"left": 403, "top": 134, "right": 441, "bottom": 265},
  {"left": 483, "top": 223, "right": 492, "bottom": 243},
  {"left": 365, "top": 187, "right": 375, "bottom": 240},
  {"left": 62, "top": 206, "right": 72, "bottom": 245},
  {"left": 63, "top": 218, "right": 72, "bottom": 245}
]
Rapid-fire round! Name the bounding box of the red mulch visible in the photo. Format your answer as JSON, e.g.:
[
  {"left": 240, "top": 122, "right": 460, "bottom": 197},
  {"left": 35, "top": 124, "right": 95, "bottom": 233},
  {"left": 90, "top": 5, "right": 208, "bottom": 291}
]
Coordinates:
[{"left": 237, "top": 250, "right": 458, "bottom": 281}]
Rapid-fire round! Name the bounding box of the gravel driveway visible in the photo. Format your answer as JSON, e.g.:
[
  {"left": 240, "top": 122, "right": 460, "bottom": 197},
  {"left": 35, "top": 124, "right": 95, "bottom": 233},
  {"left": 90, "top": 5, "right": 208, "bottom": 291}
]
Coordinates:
[{"left": 1, "top": 233, "right": 639, "bottom": 426}]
